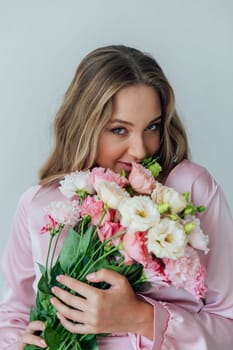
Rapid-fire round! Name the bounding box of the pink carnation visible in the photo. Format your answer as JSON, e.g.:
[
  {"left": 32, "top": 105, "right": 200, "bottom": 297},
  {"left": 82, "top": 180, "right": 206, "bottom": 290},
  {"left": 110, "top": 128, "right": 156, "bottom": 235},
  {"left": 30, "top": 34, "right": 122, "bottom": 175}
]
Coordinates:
[
  {"left": 90, "top": 167, "right": 129, "bottom": 189},
  {"left": 128, "top": 162, "right": 156, "bottom": 194},
  {"left": 163, "top": 246, "right": 207, "bottom": 299},
  {"left": 122, "top": 231, "right": 152, "bottom": 266},
  {"left": 80, "top": 195, "right": 115, "bottom": 226},
  {"left": 193, "top": 265, "right": 208, "bottom": 299},
  {"left": 46, "top": 200, "right": 80, "bottom": 226},
  {"left": 144, "top": 259, "right": 170, "bottom": 286}
]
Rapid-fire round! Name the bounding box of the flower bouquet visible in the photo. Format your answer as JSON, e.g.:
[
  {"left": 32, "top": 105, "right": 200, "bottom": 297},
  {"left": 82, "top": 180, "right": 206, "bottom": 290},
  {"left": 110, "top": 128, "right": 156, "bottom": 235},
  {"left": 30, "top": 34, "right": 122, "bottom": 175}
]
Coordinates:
[{"left": 25, "top": 158, "right": 208, "bottom": 350}]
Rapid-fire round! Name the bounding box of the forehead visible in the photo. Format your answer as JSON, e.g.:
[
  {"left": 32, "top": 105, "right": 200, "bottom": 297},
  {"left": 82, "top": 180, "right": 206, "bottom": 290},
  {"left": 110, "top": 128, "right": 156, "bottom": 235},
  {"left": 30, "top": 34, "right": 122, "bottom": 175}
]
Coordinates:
[{"left": 111, "top": 84, "right": 161, "bottom": 122}]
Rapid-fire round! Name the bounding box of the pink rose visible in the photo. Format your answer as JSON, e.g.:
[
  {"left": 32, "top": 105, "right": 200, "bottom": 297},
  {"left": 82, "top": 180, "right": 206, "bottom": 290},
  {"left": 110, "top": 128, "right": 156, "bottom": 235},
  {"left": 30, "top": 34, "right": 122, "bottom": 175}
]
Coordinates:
[
  {"left": 163, "top": 246, "right": 207, "bottom": 299},
  {"left": 122, "top": 231, "right": 152, "bottom": 266},
  {"left": 90, "top": 167, "right": 129, "bottom": 189},
  {"left": 128, "top": 162, "right": 156, "bottom": 194},
  {"left": 80, "top": 195, "right": 115, "bottom": 226}
]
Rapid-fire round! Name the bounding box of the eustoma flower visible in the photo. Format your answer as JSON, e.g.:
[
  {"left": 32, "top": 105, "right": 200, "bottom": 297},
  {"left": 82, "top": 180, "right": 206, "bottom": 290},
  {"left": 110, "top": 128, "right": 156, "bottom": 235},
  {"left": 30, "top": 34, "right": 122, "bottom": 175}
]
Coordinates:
[
  {"left": 147, "top": 218, "right": 187, "bottom": 259},
  {"left": 118, "top": 196, "right": 160, "bottom": 232},
  {"left": 128, "top": 162, "right": 156, "bottom": 194},
  {"left": 95, "top": 180, "right": 130, "bottom": 209},
  {"left": 151, "top": 182, "right": 187, "bottom": 213},
  {"left": 185, "top": 215, "right": 209, "bottom": 254},
  {"left": 59, "top": 170, "right": 95, "bottom": 198}
]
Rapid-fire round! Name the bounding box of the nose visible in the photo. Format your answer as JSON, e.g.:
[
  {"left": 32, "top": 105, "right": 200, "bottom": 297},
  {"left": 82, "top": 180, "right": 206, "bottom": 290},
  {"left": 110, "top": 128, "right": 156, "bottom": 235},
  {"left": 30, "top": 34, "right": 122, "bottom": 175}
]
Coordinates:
[{"left": 128, "top": 134, "right": 147, "bottom": 161}]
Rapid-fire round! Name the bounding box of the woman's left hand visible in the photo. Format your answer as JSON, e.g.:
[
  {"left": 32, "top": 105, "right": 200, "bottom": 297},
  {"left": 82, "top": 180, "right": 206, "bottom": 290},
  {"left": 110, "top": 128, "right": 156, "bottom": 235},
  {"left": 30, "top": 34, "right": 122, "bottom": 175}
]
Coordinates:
[{"left": 50, "top": 268, "right": 154, "bottom": 338}]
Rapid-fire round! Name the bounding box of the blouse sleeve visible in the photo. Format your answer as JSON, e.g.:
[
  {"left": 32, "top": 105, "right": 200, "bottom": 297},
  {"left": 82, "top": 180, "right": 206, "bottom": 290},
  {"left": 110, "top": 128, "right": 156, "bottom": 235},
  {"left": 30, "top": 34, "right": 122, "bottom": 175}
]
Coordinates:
[
  {"left": 0, "top": 187, "right": 38, "bottom": 350},
  {"left": 131, "top": 167, "right": 233, "bottom": 350}
]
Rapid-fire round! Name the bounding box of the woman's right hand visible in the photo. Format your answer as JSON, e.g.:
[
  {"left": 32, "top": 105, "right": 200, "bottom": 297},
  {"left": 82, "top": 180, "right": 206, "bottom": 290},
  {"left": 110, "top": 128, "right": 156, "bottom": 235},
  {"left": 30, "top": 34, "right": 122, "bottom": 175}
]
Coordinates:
[{"left": 19, "top": 321, "right": 47, "bottom": 349}]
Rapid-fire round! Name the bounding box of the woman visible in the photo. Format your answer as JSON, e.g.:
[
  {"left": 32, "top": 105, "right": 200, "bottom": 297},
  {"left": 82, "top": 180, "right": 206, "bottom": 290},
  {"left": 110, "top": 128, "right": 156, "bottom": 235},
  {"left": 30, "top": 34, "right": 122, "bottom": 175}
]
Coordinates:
[{"left": 1, "top": 45, "right": 233, "bottom": 350}]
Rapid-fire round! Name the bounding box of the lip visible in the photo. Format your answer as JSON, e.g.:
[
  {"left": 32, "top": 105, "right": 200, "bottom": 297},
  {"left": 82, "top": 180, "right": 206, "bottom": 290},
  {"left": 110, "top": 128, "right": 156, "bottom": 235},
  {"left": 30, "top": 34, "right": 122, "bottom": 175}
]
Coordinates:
[{"left": 117, "top": 161, "right": 133, "bottom": 172}]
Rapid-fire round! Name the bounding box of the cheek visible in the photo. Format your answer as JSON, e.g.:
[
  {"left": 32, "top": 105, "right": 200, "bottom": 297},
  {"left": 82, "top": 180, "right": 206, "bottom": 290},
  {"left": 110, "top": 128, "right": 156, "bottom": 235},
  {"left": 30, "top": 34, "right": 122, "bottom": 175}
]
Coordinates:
[
  {"left": 147, "top": 133, "right": 161, "bottom": 154},
  {"left": 95, "top": 136, "right": 122, "bottom": 166}
]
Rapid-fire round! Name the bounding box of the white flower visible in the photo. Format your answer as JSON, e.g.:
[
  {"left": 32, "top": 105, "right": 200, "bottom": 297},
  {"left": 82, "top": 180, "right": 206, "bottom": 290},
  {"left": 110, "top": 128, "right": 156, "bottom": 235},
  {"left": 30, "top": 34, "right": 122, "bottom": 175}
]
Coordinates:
[
  {"left": 147, "top": 218, "right": 187, "bottom": 259},
  {"left": 151, "top": 183, "right": 187, "bottom": 213},
  {"left": 59, "top": 170, "right": 95, "bottom": 198},
  {"left": 118, "top": 196, "right": 160, "bottom": 232},
  {"left": 185, "top": 215, "right": 209, "bottom": 254},
  {"left": 95, "top": 181, "right": 130, "bottom": 209},
  {"left": 46, "top": 200, "right": 80, "bottom": 226}
]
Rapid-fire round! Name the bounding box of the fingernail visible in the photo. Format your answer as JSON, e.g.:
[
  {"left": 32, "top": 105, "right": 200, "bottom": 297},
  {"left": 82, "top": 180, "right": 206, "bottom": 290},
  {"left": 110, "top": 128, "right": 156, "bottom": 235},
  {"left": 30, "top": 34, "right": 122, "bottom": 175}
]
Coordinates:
[
  {"left": 50, "top": 297, "right": 55, "bottom": 305},
  {"left": 40, "top": 339, "right": 47, "bottom": 347},
  {"left": 51, "top": 287, "right": 56, "bottom": 294},
  {"left": 56, "top": 275, "right": 61, "bottom": 282},
  {"left": 86, "top": 273, "right": 96, "bottom": 280},
  {"left": 57, "top": 312, "right": 61, "bottom": 320}
]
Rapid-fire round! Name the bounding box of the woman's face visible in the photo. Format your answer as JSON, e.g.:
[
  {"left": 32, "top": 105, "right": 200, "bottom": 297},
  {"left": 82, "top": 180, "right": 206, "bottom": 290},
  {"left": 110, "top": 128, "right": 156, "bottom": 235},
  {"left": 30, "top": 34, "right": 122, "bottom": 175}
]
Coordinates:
[{"left": 95, "top": 84, "right": 162, "bottom": 173}]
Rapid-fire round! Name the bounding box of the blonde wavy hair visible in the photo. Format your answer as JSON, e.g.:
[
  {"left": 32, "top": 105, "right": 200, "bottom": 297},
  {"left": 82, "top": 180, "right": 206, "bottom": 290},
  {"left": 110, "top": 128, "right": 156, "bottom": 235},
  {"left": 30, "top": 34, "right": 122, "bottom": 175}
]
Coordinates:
[{"left": 39, "top": 45, "right": 189, "bottom": 185}]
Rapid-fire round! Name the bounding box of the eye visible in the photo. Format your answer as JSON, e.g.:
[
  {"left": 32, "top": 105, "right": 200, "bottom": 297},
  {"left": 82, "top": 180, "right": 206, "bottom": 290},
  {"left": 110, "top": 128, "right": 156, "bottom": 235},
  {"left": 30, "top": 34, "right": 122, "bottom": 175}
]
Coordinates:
[
  {"left": 145, "top": 121, "right": 162, "bottom": 132},
  {"left": 110, "top": 127, "right": 127, "bottom": 135}
]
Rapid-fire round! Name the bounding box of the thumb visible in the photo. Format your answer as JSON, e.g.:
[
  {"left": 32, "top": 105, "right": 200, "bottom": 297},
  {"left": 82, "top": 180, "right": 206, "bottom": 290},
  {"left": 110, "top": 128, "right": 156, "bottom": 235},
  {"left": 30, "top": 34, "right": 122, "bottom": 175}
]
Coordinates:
[{"left": 86, "top": 268, "right": 126, "bottom": 287}]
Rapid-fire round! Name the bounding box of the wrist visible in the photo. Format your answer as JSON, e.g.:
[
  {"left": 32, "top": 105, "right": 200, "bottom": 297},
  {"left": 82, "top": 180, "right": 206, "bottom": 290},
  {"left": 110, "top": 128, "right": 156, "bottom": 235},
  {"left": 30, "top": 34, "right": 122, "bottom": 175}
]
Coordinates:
[{"left": 131, "top": 298, "right": 154, "bottom": 339}]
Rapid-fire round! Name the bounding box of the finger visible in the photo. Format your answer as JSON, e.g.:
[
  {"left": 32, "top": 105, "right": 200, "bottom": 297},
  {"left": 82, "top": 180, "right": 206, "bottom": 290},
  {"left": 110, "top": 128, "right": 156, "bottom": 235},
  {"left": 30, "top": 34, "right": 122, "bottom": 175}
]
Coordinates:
[
  {"left": 50, "top": 296, "right": 86, "bottom": 324},
  {"left": 26, "top": 320, "right": 45, "bottom": 332},
  {"left": 20, "top": 321, "right": 46, "bottom": 349},
  {"left": 51, "top": 285, "right": 87, "bottom": 310},
  {"left": 86, "top": 268, "right": 127, "bottom": 287},
  {"left": 56, "top": 275, "right": 99, "bottom": 298},
  {"left": 21, "top": 334, "right": 47, "bottom": 348},
  {"left": 56, "top": 312, "right": 94, "bottom": 334}
]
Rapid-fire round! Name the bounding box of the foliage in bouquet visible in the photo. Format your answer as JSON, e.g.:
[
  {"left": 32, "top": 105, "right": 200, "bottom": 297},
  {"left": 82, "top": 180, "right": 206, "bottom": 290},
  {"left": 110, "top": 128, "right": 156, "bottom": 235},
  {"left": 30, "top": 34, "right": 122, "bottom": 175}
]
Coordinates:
[{"left": 25, "top": 158, "right": 208, "bottom": 350}]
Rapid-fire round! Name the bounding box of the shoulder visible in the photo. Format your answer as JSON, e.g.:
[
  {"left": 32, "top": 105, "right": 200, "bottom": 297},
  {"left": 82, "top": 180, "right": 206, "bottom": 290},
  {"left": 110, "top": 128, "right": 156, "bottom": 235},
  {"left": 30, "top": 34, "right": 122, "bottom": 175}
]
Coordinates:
[
  {"left": 165, "top": 159, "right": 213, "bottom": 189},
  {"left": 16, "top": 183, "right": 64, "bottom": 215},
  {"left": 165, "top": 159, "right": 218, "bottom": 205}
]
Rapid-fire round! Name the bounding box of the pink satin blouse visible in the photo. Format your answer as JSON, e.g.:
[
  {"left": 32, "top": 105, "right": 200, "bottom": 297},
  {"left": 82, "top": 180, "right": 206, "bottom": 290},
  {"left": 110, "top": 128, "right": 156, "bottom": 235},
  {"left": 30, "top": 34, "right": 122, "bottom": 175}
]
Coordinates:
[{"left": 1, "top": 160, "right": 233, "bottom": 350}]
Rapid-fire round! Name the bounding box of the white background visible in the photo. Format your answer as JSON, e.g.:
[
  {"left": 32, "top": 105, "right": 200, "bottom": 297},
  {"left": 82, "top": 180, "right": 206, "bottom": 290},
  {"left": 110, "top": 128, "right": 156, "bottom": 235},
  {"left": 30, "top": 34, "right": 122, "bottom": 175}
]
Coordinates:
[{"left": 0, "top": 0, "right": 233, "bottom": 293}]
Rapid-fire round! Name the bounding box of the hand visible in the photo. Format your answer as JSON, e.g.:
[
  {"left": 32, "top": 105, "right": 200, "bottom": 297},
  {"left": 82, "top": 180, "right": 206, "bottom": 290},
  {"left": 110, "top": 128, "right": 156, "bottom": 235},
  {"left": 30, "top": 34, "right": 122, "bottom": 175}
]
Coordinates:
[
  {"left": 19, "top": 321, "right": 46, "bottom": 349},
  {"left": 50, "top": 269, "right": 154, "bottom": 338}
]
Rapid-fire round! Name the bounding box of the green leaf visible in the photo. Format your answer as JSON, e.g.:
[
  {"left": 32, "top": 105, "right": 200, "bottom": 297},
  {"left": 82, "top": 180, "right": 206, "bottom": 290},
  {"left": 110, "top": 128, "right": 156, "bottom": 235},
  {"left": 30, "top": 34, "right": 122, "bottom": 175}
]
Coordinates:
[
  {"left": 59, "top": 228, "right": 81, "bottom": 271},
  {"left": 29, "top": 305, "right": 39, "bottom": 322},
  {"left": 38, "top": 263, "right": 47, "bottom": 277},
  {"left": 37, "top": 290, "right": 56, "bottom": 324},
  {"left": 141, "top": 157, "right": 162, "bottom": 177},
  {"left": 98, "top": 333, "right": 111, "bottom": 337},
  {"left": 197, "top": 205, "right": 205, "bottom": 213},
  {"left": 38, "top": 275, "right": 51, "bottom": 294},
  {"left": 182, "top": 191, "right": 190, "bottom": 201},
  {"left": 23, "top": 345, "right": 42, "bottom": 350},
  {"left": 50, "top": 260, "right": 64, "bottom": 285},
  {"left": 81, "top": 335, "right": 99, "bottom": 350},
  {"left": 78, "top": 225, "right": 97, "bottom": 257},
  {"left": 44, "top": 327, "right": 61, "bottom": 350}
]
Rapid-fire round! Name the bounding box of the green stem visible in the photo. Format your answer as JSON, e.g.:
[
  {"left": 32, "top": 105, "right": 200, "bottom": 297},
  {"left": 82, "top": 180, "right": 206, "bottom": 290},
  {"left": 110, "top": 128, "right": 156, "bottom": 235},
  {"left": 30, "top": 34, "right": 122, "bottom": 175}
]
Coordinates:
[
  {"left": 46, "top": 235, "right": 54, "bottom": 281},
  {"left": 75, "top": 218, "right": 90, "bottom": 263},
  {"left": 98, "top": 207, "right": 107, "bottom": 226},
  {"left": 69, "top": 229, "right": 101, "bottom": 277},
  {"left": 70, "top": 227, "right": 126, "bottom": 281},
  {"left": 49, "top": 226, "right": 64, "bottom": 273},
  {"left": 78, "top": 245, "right": 119, "bottom": 280}
]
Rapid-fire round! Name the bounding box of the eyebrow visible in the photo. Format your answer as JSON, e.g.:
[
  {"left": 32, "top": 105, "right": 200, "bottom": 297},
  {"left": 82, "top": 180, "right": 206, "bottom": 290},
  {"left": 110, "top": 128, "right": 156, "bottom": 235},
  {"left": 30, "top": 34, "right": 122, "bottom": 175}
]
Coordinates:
[{"left": 109, "top": 115, "right": 162, "bottom": 126}]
